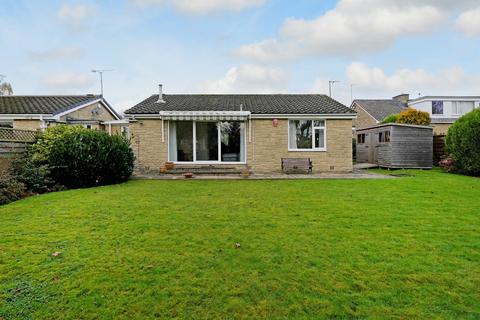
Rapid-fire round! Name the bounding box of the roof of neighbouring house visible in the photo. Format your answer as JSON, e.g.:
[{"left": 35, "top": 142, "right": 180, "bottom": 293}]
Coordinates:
[
  {"left": 125, "top": 94, "right": 355, "bottom": 115},
  {"left": 0, "top": 95, "right": 120, "bottom": 119},
  {"left": 353, "top": 99, "right": 407, "bottom": 122}
]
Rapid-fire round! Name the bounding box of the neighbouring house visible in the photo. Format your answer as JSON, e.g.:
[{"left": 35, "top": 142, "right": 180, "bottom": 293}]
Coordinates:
[
  {"left": 351, "top": 94, "right": 408, "bottom": 130},
  {"left": 352, "top": 94, "right": 480, "bottom": 135},
  {"left": 356, "top": 123, "right": 433, "bottom": 169},
  {"left": 408, "top": 95, "right": 480, "bottom": 135},
  {"left": 125, "top": 86, "right": 356, "bottom": 174},
  {"left": 0, "top": 95, "right": 128, "bottom": 134}
]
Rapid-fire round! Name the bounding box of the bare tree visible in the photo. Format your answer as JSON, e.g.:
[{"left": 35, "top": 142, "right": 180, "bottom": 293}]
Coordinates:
[{"left": 0, "top": 75, "right": 13, "bottom": 96}]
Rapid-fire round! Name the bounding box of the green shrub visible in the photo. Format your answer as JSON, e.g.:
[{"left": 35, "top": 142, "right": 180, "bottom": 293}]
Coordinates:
[
  {"left": 381, "top": 114, "right": 399, "bottom": 124},
  {"left": 10, "top": 152, "right": 55, "bottom": 193},
  {"left": 31, "top": 125, "right": 85, "bottom": 163},
  {"left": 0, "top": 176, "right": 26, "bottom": 205},
  {"left": 47, "top": 129, "right": 135, "bottom": 188},
  {"left": 445, "top": 109, "right": 480, "bottom": 176},
  {"left": 397, "top": 108, "right": 431, "bottom": 125}
]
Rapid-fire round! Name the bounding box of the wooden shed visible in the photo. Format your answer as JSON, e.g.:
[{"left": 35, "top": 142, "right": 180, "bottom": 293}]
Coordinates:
[{"left": 356, "top": 123, "right": 433, "bottom": 169}]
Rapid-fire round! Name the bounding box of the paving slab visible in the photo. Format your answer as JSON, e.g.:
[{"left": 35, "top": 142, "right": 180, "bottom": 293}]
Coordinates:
[{"left": 133, "top": 170, "right": 393, "bottom": 180}]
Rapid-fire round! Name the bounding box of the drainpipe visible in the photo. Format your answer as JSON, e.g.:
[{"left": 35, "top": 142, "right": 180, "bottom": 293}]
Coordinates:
[{"left": 40, "top": 115, "right": 47, "bottom": 132}]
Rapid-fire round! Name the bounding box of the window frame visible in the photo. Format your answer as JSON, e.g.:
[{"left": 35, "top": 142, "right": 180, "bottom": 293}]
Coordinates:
[
  {"left": 432, "top": 101, "right": 444, "bottom": 115},
  {"left": 452, "top": 101, "right": 474, "bottom": 116},
  {"left": 288, "top": 119, "right": 327, "bottom": 152},
  {"left": 379, "top": 130, "right": 391, "bottom": 143},
  {"left": 357, "top": 133, "right": 365, "bottom": 144},
  {"left": 167, "top": 120, "right": 247, "bottom": 164}
]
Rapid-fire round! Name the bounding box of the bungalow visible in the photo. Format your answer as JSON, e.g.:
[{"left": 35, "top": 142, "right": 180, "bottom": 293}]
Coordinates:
[
  {"left": 0, "top": 95, "right": 127, "bottom": 134},
  {"left": 125, "top": 86, "right": 356, "bottom": 174}
]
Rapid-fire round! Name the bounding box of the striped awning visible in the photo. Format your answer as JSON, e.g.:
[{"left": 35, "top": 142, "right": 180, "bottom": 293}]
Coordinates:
[{"left": 159, "top": 111, "right": 250, "bottom": 121}]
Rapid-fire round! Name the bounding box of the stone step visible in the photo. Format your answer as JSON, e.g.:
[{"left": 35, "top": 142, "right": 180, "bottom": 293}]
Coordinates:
[{"left": 165, "top": 166, "right": 247, "bottom": 175}]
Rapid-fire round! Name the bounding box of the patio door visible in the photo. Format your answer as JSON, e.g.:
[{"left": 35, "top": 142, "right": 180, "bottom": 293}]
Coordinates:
[
  {"left": 195, "top": 122, "right": 218, "bottom": 162},
  {"left": 169, "top": 120, "right": 246, "bottom": 163}
]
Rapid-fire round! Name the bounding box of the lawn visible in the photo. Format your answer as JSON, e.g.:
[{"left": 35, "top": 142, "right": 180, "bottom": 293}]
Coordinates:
[{"left": 0, "top": 170, "right": 479, "bottom": 319}]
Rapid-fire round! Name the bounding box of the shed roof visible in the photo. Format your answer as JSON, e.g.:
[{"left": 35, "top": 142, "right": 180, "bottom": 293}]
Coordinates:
[{"left": 356, "top": 123, "right": 433, "bottom": 132}]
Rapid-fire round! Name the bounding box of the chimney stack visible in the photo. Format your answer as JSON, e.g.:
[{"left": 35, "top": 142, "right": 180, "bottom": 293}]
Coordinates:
[
  {"left": 392, "top": 93, "right": 410, "bottom": 105},
  {"left": 157, "top": 84, "right": 165, "bottom": 103}
]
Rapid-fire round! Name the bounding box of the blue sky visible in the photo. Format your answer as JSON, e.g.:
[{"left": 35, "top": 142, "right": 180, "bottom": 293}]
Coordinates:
[{"left": 1, "top": 0, "right": 480, "bottom": 112}]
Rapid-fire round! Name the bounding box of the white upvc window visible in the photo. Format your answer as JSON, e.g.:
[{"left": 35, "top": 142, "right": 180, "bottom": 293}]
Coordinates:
[
  {"left": 452, "top": 101, "right": 474, "bottom": 116},
  {"left": 288, "top": 119, "right": 326, "bottom": 151}
]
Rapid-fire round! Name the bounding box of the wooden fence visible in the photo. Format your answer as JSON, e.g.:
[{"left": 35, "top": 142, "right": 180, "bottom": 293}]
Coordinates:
[
  {"left": 0, "top": 127, "right": 38, "bottom": 143},
  {"left": 433, "top": 135, "right": 446, "bottom": 164},
  {"left": 0, "top": 128, "right": 38, "bottom": 176}
]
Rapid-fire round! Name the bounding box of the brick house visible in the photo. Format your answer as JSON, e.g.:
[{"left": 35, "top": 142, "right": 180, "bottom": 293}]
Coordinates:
[
  {"left": 125, "top": 86, "right": 356, "bottom": 174},
  {"left": 0, "top": 95, "right": 127, "bottom": 134}
]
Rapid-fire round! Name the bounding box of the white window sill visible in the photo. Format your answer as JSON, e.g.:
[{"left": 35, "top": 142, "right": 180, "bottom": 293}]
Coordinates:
[
  {"left": 288, "top": 149, "right": 327, "bottom": 152},
  {"left": 172, "top": 161, "right": 247, "bottom": 165}
]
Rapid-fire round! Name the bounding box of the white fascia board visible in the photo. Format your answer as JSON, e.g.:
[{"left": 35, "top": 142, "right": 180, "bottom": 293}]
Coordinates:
[
  {"left": 0, "top": 114, "right": 54, "bottom": 120},
  {"left": 251, "top": 114, "right": 356, "bottom": 119},
  {"left": 409, "top": 97, "right": 480, "bottom": 105},
  {"left": 125, "top": 113, "right": 356, "bottom": 120},
  {"left": 102, "top": 119, "right": 129, "bottom": 125},
  {"left": 125, "top": 114, "right": 160, "bottom": 120},
  {"left": 53, "top": 99, "right": 121, "bottom": 121}
]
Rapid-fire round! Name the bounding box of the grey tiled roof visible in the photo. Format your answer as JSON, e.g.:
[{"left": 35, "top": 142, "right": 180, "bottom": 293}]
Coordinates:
[
  {"left": 125, "top": 94, "right": 354, "bottom": 115},
  {"left": 0, "top": 95, "right": 102, "bottom": 115},
  {"left": 353, "top": 99, "right": 407, "bottom": 121}
]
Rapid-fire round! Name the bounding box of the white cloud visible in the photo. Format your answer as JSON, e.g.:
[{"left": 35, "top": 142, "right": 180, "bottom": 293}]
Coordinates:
[
  {"left": 456, "top": 7, "right": 480, "bottom": 37},
  {"left": 236, "top": 0, "right": 479, "bottom": 62},
  {"left": 29, "top": 47, "right": 86, "bottom": 61},
  {"left": 41, "top": 72, "right": 95, "bottom": 90},
  {"left": 204, "top": 64, "right": 288, "bottom": 93},
  {"left": 57, "top": 4, "right": 97, "bottom": 29},
  {"left": 133, "top": 0, "right": 265, "bottom": 15},
  {"left": 346, "top": 62, "right": 480, "bottom": 96}
]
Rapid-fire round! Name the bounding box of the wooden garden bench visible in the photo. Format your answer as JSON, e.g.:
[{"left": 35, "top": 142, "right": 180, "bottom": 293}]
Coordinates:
[{"left": 281, "top": 158, "right": 313, "bottom": 174}]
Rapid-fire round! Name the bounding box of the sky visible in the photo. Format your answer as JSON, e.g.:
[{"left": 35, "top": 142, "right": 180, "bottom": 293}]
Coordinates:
[{"left": 1, "top": 0, "right": 480, "bottom": 113}]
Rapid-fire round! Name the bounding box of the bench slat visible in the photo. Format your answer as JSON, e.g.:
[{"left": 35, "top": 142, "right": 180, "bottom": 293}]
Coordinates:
[{"left": 281, "top": 158, "right": 313, "bottom": 174}]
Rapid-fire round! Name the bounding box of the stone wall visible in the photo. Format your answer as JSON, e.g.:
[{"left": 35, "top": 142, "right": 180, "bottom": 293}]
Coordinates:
[
  {"left": 352, "top": 103, "right": 378, "bottom": 130},
  {"left": 431, "top": 123, "right": 451, "bottom": 136},
  {"left": 247, "top": 119, "right": 353, "bottom": 173},
  {"left": 60, "top": 102, "right": 117, "bottom": 122},
  {"left": 13, "top": 120, "right": 41, "bottom": 131},
  {"left": 130, "top": 118, "right": 353, "bottom": 173},
  {"left": 130, "top": 120, "right": 167, "bottom": 173}
]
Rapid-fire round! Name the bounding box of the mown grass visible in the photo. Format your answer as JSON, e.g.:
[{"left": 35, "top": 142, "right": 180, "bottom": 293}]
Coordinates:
[{"left": 0, "top": 170, "right": 479, "bottom": 319}]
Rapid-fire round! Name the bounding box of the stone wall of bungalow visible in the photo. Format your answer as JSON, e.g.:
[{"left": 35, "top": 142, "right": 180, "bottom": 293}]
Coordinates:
[{"left": 129, "top": 118, "right": 353, "bottom": 174}]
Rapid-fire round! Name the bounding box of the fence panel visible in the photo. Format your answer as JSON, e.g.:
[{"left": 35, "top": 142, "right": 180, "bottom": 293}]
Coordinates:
[{"left": 0, "top": 127, "right": 38, "bottom": 143}]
